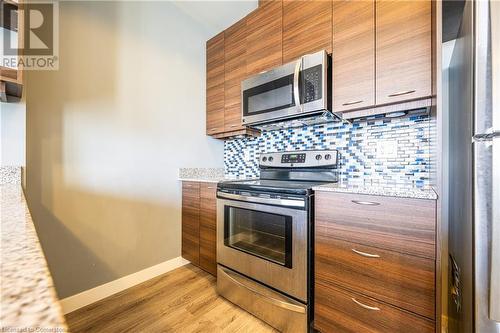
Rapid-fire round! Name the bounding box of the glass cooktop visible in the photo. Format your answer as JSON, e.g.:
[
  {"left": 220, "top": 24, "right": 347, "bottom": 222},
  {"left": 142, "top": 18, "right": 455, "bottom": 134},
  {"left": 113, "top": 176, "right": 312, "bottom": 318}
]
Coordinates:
[{"left": 218, "top": 179, "right": 332, "bottom": 195}]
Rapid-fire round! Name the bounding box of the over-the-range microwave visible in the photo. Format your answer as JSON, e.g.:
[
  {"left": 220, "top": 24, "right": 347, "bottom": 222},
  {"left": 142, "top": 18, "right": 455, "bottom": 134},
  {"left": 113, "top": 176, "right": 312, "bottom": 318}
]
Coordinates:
[{"left": 241, "top": 50, "right": 339, "bottom": 128}]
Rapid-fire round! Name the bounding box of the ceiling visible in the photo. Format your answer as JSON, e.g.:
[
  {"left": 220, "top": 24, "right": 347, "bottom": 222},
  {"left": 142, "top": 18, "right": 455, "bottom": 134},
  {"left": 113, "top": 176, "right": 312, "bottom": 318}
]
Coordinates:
[{"left": 172, "top": 1, "right": 258, "bottom": 37}]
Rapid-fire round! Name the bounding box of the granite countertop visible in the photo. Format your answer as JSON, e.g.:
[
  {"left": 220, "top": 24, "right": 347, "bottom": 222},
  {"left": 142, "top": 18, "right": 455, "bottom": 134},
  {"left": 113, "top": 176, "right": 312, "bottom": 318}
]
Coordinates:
[
  {"left": 178, "top": 167, "right": 226, "bottom": 183},
  {"left": 178, "top": 167, "right": 256, "bottom": 183},
  {"left": 1, "top": 182, "right": 67, "bottom": 331},
  {"left": 312, "top": 182, "right": 438, "bottom": 200}
]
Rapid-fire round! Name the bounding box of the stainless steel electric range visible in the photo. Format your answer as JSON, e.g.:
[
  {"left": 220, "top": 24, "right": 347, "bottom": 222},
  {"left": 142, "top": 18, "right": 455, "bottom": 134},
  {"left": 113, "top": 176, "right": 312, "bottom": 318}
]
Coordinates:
[{"left": 216, "top": 149, "right": 339, "bottom": 332}]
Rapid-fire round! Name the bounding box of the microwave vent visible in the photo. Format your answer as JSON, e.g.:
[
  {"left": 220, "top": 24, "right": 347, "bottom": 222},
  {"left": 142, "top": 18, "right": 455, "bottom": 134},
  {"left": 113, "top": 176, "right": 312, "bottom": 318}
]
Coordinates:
[{"left": 250, "top": 111, "right": 343, "bottom": 131}]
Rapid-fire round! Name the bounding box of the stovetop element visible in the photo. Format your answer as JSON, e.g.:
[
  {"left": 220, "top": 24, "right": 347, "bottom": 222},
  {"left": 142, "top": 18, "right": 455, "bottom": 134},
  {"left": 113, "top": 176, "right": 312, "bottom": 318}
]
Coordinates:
[{"left": 218, "top": 179, "right": 332, "bottom": 196}]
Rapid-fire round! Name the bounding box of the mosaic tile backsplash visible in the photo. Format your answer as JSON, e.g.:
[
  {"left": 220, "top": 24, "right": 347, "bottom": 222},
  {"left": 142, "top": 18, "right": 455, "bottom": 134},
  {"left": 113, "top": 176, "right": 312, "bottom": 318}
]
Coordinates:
[{"left": 224, "top": 112, "right": 436, "bottom": 188}]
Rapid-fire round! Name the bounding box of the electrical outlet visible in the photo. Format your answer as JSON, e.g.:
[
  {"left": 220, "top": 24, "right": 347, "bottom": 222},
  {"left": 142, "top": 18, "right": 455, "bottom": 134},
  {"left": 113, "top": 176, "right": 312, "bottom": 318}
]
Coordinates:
[{"left": 376, "top": 140, "right": 398, "bottom": 159}]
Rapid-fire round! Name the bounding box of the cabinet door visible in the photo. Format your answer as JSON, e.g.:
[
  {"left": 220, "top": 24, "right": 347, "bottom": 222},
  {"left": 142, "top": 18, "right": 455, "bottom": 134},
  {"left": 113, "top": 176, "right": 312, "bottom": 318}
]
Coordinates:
[
  {"left": 206, "top": 33, "right": 225, "bottom": 135},
  {"left": 224, "top": 19, "right": 247, "bottom": 132},
  {"left": 182, "top": 182, "right": 200, "bottom": 265},
  {"left": 246, "top": 0, "right": 282, "bottom": 77},
  {"left": 376, "top": 0, "right": 432, "bottom": 105},
  {"left": 282, "top": 0, "right": 332, "bottom": 63},
  {"left": 333, "top": 0, "right": 375, "bottom": 112},
  {"left": 199, "top": 183, "right": 217, "bottom": 276}
]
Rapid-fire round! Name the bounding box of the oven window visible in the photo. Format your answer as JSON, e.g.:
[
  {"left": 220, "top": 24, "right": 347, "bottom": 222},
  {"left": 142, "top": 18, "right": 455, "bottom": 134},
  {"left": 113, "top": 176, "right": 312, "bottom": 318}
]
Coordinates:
[{"left": 224, "top": 206, "right": 292, "bottom": 268}]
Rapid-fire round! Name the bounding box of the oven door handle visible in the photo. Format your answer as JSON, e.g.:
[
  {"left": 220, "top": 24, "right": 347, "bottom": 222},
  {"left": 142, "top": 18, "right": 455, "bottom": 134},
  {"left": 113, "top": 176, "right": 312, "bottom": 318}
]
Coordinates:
[
  {"left": 219, "top": 266, "right": 306, "bottom": 314},
  {"left": 217, "top": 192, "right": 305, "bottom": 208}
]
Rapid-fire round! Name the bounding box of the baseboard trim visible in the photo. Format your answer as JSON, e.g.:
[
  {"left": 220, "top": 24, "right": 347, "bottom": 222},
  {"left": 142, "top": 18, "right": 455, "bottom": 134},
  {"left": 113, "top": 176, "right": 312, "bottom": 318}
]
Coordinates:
[{"left": 60, "top": 256, "right": 189, "bottom": 314}]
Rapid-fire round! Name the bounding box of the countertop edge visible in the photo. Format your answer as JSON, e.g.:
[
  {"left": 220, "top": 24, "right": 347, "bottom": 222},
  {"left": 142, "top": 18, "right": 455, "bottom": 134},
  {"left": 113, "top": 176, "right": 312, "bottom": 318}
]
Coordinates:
[
  {"left": 312, "top": 184, "right": 438, "bottom": 200},
  {"left": 178, "top": 178, "right": 223, "bottom": 183},
  {"left": 1, "top": 184, "right": 68, "bottom": 330}
]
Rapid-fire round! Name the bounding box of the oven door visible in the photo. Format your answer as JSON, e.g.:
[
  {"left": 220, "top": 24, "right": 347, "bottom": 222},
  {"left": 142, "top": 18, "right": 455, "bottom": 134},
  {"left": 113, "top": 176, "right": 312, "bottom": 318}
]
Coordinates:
[
  {"left": 241, "top": 50, "right": 329, "bottom": 126},
  {"left": 217, "top": 194, "right": 308, "bottom": 302}
]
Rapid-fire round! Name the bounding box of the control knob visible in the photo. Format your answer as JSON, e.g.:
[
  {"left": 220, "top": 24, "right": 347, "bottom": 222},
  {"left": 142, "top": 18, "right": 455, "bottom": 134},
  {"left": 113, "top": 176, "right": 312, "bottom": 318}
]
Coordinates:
[
  {"left": 268, "top": 156, "right": 274, "bottom": 162},
  {"left": 325, "top": 154, "right": 332, "bottom": 160},
  {"left": 262, "top": 157, "right": 267, "bottom": 162},
  {"left": 315, "top": 154, "right": 322, "bottom": 160}
]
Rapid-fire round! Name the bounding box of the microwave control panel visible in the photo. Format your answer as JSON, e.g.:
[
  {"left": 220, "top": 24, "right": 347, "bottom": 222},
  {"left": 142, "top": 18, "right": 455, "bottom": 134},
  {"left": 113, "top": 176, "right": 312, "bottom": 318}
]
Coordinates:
[{"left": 302, "top": 65, "right": 322, "bottom": 103}]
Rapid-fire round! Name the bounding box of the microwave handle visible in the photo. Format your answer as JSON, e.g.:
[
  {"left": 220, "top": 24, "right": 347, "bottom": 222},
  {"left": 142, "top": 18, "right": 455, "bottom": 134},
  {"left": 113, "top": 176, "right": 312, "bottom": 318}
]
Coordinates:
[{"left": 293, "top": 58, "right": 302, "bottom": 111}]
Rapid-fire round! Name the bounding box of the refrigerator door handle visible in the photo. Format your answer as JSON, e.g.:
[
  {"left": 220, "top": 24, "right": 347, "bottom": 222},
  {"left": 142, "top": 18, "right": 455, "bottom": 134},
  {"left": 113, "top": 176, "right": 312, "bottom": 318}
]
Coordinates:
[
  {"left": 490, "top": 0, "right": 500, "bottom": 322},
  {"left": 472, "top": 128, "right": 500, "bottom": 142},
  {"left": 492, "top": 138, "right": 500, "bottom": 322}
]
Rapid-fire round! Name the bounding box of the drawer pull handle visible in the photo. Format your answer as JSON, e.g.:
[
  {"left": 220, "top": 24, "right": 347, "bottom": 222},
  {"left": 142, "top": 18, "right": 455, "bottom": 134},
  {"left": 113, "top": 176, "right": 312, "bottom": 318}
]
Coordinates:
[
  {"left": 388, "top": 90, "right": 416, "bottom": 97},
  {"left": 210, "top": 128, "right": 218, "bottom": 131},
  {"left": 230, "top": 124, "right": 238, "bottom": 128},
  {"left": 352, "top": 248, "right": 380, "bottom": 258},
  {"left": 342, "top": 100, "right": 363, "bottom": 106},
  {"left": 351, "top": 298, "right": 380, "bottom": 311},
  {"left": 207, "top": 186, "right": 214, "bottom": 189},
  {"left": 351, "top": 200, "right": 380, "bottom": 206}
]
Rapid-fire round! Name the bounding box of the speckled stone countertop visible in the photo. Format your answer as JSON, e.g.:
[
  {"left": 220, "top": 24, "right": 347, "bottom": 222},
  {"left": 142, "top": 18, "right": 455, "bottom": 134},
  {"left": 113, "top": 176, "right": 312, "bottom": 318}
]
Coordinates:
[
  {"left": 0, "top": 166, "right": 22, "bottom": 185},
  {"left": 312, "top": 182, "right": 438, "bottom": 200},
  {"left": 178, "top": 168, "right": 226, "bottom": 183},
  {"left": 1, "top": 184, "right": 68, "bottom": 331}
]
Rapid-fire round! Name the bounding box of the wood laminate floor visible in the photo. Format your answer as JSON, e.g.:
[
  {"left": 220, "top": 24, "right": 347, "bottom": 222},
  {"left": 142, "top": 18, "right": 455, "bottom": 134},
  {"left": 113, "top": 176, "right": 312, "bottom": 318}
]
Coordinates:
[{"left": 65, "top": 264, "right": 277, "bottom": 333}]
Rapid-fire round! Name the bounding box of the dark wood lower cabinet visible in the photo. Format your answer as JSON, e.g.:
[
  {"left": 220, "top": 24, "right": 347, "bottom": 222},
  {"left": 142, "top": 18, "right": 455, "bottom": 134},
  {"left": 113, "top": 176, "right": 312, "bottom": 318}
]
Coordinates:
[
  {"left": 315, "top": 235, "right": 435, "bottom": 319},
  {"left": 181, "top": 181, "right": 217, "bottom": 276},
  {"left": 182, "top": 182, "right": 200, "bottom": 265},
  {"left": 199, "top": 184, "right": 217, "bottom": 276},
  {"left": 314, "top": 191, "right": 437, "bottom": 333},
  {"left": 314, "top": 283, "right": 434, "bottom": 333}
]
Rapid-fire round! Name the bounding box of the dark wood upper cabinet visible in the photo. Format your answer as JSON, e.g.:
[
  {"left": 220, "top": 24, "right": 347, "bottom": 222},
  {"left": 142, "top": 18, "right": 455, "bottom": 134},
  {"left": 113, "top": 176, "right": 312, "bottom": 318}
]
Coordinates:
[
  {"left": 246, "top": 0, "right": 283, "bottom": 77},
  {"left": 206, "top": 32, "right": 225, "bottom": 135},
  {"left": 375, "top": 0, "right": 432, "bottom": 105},
  {"left": 332, "top": 0, "right": 375, "bottom": 112},
  {"left": 224, "top": 19, "right": 247, "bottom": 132},
  {"left": 282, "top": 0, "right": 332, "bottom": 63},
  {"left": 0, "top": 1, "right": 23, "bottom": 102}
]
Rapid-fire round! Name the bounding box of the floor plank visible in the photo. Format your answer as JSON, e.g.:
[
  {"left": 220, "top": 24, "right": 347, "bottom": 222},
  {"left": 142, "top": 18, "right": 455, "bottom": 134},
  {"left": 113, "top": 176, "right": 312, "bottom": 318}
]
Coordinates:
[{"left": 65, "top": 264, "right": 277, "bottom": 333}]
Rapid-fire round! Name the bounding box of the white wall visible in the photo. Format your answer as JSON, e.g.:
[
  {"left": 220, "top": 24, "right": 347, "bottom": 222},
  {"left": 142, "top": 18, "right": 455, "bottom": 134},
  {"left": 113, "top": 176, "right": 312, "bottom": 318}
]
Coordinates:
[
  {"left": 0, "top": 101, "right": 26, "bottom": 166},
  {"left": 25, "top": 1, "right": 233, "bottom": 298}
]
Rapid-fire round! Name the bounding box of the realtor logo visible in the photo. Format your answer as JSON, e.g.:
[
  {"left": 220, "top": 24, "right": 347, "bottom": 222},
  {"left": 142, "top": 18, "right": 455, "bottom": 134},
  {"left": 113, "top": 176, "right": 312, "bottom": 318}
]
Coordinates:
[{"left": 2, "top": 1, "right": 59, "bottom": 70}]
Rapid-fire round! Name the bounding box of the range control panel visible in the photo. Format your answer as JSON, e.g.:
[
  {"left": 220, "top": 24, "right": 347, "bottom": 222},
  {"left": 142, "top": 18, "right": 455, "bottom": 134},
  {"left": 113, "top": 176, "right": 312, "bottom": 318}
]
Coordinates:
[
  {"left": 281, "top": 153, "right": 306, "bottom": 164},
  {"left": 260, "top": 150, "right": 338, "bottom": 168}
]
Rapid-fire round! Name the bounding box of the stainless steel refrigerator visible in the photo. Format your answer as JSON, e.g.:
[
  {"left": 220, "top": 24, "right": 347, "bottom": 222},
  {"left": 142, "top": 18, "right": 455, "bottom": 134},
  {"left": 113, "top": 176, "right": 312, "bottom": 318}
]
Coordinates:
[{"left": 448, "top": 0, "right": 499, "bottom": 332}]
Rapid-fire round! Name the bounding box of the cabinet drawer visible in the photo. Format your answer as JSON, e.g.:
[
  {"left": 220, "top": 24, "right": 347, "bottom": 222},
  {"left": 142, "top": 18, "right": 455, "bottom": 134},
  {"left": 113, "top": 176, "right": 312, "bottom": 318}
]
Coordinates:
[
  {"left": 182, "top": 182, "right": 200, "bottom": 197},
  {"left": 200, "top": 183, "right": 217, "bottom": 199},
  {"left": 314, "top": 283, "right": 434, "bottom": 333},
  {"left": 315, "top": 237, "right": 435, "bottom": 319},
  {"left": 315, "top": 192, "right": 436, "bottom": 259}
]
